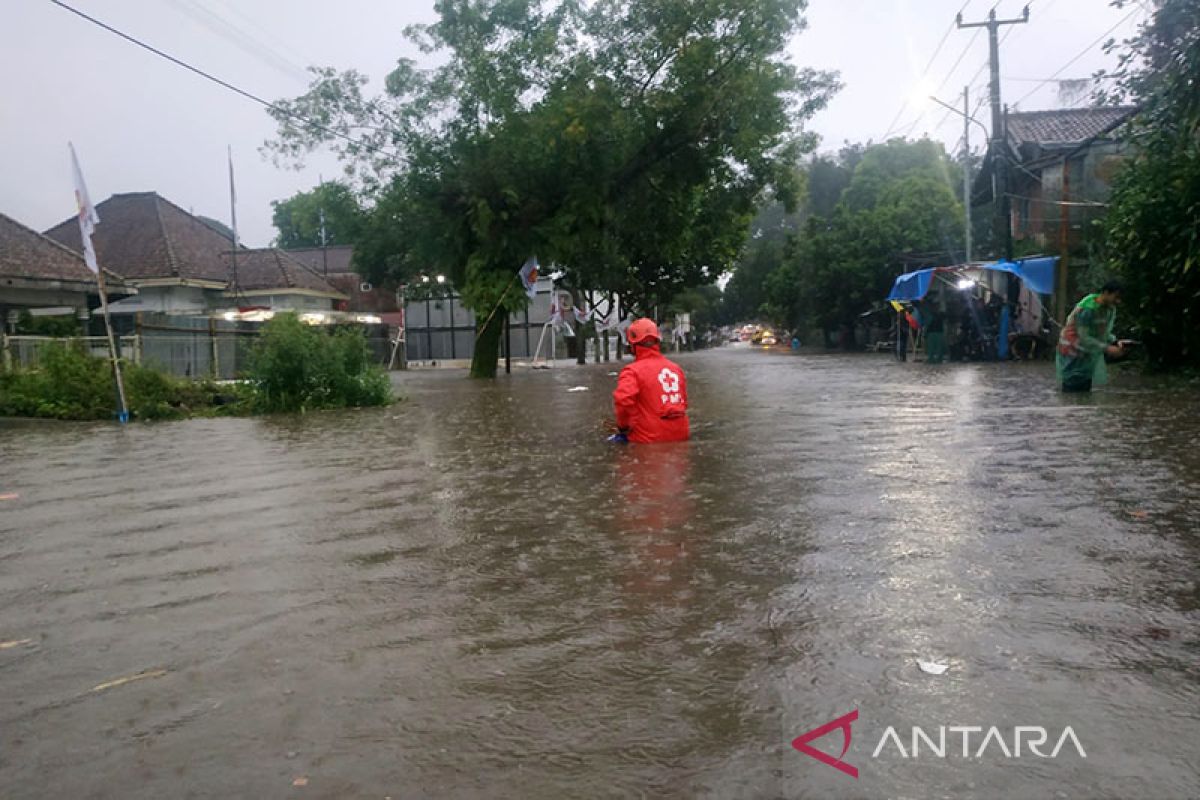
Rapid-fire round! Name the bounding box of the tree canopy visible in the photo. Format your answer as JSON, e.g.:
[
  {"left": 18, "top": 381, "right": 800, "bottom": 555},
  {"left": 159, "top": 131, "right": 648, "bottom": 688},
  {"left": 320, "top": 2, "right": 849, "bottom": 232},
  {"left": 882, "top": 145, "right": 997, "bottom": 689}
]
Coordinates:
[
  {"left": 1098, "top": 0, "right": 1200, "bottom": 367},
  {"left": 270, "top": 181, "right": 367, "bottom": 250},
  {"left": 722, "top": 139, "right": 964, "bottom": 335},
  {"left": 267, "top": 0, "right": 837, "bottom": 376}
]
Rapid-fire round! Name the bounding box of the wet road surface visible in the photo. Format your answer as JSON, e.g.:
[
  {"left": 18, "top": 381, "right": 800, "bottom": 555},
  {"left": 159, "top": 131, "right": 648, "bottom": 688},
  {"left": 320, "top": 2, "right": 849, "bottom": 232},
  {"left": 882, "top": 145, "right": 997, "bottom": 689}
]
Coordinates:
[{"left": 1, "top": 348, "right": 1198, "bottom": 798}]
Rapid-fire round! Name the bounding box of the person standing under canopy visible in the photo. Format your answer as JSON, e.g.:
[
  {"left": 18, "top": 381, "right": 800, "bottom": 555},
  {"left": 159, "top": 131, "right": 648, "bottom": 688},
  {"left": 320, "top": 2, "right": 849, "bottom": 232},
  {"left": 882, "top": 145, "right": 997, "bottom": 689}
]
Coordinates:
[
  {"left": 612, "top": 319, "right": 690, "bottom": 443},
  {"left": 1056, "top": 281, "right": 1126, "bottom": 393}
]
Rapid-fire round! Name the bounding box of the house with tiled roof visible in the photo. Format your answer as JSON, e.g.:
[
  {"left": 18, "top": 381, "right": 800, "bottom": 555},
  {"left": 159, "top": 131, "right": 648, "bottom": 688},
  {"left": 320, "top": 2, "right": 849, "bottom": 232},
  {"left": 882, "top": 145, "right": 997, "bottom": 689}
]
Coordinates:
[
  {"left": 44, "top": 192, "right": 234, "bottom": 315},
  {"left": 222, "top": 248, "right": 346, "bottom": 310},
  {"left": 975, "top": 106, "right": 1136, "bottom": 314},
  {"left": 284, "top": 245, "right": 402, "bottom": 323},
  {"left": 0, "top": 211, "right": 133, "bottom": 331},
  {"left": 43, "top": 191, "right": 345, "bottom": 317},
  {"left": 976, "top": 107, "right": 1136, "bottom": 249}
]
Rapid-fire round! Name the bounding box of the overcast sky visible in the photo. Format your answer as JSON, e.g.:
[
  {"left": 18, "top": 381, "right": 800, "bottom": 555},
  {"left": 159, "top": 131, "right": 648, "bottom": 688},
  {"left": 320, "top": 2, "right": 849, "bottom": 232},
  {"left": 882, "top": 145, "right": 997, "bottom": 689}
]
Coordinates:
[{"left": 1, "top": 0, "right": 1144, "bottom": 247}]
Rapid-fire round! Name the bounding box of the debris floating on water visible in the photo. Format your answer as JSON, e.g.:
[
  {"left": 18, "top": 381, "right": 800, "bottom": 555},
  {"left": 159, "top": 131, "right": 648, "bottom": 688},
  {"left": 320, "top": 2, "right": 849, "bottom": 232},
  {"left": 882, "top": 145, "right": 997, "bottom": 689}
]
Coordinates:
[
  {"left": 567, "top": 386, "right": 590, "bottom": 393},
  {"left": 0, "top": 639, "right": 34, "bottom": 650},
  {"left": 292, "top": 777, "right": 309, "bottom": 787},
  {"left": 90, "top": 668, "right": 168, "bottom": 693},
  {"left": 917, "top": 660, "right": 949, "bottom": 676},
  {"left": 0, "top": 493, "right": 19, "bottom": 501},
  {"left": 607, "top": 372, "right": 619, "bottom": 376}
]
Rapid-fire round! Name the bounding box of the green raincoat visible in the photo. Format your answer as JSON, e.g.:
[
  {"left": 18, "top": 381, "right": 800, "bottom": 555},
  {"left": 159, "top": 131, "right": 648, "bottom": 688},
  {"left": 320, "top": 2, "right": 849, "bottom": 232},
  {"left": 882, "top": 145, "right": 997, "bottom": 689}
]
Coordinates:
[{"left": 1056, "top": 294, "right": 1116, "bottom": 387}]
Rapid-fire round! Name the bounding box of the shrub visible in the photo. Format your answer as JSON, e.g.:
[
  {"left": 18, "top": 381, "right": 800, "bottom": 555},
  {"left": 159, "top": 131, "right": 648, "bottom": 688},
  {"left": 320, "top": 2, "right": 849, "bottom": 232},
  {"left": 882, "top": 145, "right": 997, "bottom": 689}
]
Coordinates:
[
  {"left": 0, "top": 342, "right": 252, "bottom": 421},
  {"left": 245, "top": 314, "right": 391, "bottom": 412},
  {"left": 0, "top": 341, "right": 115, "bottom": 419}
]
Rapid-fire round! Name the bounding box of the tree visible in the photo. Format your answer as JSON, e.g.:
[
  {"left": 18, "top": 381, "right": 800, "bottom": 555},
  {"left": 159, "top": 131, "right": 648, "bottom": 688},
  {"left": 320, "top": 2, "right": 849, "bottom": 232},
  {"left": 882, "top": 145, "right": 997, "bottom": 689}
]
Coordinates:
[
  {"left": 1098, "top": 0, "right": 1200, "bottom": 367},
  {"left": 266, "top": 0, "right": 837, "bottom": 377},
  {"left": 270, "top": 181, "right": 366, "bottom": 249},
  {"left": 765, "top": 139, "right": 963, "bottom": 338}
]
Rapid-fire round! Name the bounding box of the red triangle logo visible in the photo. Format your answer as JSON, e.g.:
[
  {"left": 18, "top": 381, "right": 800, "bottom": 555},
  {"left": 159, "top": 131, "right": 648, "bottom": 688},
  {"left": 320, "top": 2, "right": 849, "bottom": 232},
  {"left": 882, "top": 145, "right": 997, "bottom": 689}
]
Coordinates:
[{"left": 792, "top": 709, "right": 859, "bottom": 779}]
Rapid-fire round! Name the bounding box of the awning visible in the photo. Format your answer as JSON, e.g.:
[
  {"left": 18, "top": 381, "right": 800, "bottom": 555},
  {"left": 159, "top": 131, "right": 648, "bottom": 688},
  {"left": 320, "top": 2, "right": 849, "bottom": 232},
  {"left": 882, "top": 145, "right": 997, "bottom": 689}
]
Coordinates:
[{"left": 886, "top": 257, "right": 1057, "bottom": 302}]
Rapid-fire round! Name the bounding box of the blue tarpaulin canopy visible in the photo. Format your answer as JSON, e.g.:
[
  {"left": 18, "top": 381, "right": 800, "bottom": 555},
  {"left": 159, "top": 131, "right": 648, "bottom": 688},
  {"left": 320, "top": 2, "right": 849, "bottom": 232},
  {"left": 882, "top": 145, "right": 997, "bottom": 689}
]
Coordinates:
[{"left": 885, "top": 257, "right": 1058, "bottom": 302}]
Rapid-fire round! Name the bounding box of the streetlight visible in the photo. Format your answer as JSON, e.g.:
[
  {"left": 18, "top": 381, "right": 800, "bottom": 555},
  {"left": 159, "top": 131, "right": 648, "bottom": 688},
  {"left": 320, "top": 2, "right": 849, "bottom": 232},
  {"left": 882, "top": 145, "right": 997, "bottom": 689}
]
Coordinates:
[{"left": 930, "top": 88, "right": 989, "bottom": 263}]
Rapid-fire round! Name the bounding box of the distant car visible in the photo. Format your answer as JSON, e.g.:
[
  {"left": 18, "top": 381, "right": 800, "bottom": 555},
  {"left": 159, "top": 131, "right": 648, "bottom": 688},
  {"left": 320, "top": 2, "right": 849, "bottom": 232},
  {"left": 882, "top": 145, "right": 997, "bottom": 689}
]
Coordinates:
[{"left": 760, "top": 334, "right": 777, "bottom": 346}]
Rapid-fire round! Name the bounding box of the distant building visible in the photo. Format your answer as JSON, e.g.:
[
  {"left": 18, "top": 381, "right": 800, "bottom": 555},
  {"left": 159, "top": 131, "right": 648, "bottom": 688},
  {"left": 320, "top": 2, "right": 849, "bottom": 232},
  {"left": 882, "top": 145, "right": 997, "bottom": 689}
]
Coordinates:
[
  {"left": 1000, "top": 106, "right": 1136, "bottom": 251},
  {"left": 0, "top": 211, "right": 133, "bottom": 331},
  {"left": 284, "top": 245, "right": 403, "bottom": 324},
  {"left": 43, "top": 192, "right": 345, "bottom": 316},
  {"left": 222, "top": 248, "right": 346, "bottom": 312}
]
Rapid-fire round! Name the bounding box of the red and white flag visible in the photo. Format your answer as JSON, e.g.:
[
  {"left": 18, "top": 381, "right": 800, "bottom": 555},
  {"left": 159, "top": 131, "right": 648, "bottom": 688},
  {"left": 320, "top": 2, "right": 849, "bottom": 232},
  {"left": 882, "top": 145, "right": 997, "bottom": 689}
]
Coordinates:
[
  {"left": 69, "top": 143, "right": 100, "bottom": 274},
  {"left": 518, "top": 256, "right": 539, "bottom": 299}
]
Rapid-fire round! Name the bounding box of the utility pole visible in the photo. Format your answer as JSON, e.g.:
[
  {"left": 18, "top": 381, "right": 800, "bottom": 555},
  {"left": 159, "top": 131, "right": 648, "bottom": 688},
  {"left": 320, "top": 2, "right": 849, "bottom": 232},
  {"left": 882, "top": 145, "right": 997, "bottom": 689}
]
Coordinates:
[
  {"left": 930, "top": 87, "right": 988, "bottom": 263},
  {"left": 963, "top": 86, "right": 972, "bottom": 263},
  {"left": 958, "top": 5, "right": 1028, "bottom": 262},
  {"left": 318, "top": 173, "right": 329, "bottom": 277}
]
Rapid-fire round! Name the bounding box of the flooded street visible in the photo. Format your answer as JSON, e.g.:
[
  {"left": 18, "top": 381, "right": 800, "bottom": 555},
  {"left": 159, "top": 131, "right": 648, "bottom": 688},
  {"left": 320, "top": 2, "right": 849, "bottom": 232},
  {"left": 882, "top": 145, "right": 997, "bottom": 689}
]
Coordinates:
[{"left": 2, "top": 348, "right": 1198, "bottom": 799}]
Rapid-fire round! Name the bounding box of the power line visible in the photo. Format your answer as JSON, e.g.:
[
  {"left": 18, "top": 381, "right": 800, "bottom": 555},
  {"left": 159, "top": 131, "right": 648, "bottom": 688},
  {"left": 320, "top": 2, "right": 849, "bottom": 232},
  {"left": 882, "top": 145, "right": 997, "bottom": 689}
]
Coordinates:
[
  {"left": 162, "top": 0, "right": 310, "bottom": 83},
  {"left": 1012, "top": 5, "right": 1141, "bottom": 107},
  {"left": 879, "top": 0, "right": 976, "bottom": 140},
  {"left": 48, "top": 0, "right": 407, "bottom": 163}
]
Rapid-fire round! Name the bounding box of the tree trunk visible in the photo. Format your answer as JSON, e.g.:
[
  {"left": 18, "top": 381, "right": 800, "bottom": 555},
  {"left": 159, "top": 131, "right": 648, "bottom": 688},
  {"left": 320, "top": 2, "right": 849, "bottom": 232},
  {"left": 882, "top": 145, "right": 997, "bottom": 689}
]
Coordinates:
[
  {"left": 576, "top": 322, "right": 587, "bottom": 365},
  {"left": 470, "top": 314, "right": 503, "bottom": 378}
]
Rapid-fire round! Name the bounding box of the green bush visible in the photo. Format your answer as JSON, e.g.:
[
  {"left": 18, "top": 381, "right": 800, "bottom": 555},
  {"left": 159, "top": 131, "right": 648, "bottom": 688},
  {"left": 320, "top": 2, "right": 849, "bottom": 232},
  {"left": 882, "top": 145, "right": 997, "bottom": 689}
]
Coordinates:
[
  {"left": 0, "top": 341, "right": 115, "bottom": 419},
  {"left": 0, "top": 317, "right": 390, "bottom": 421},
  {"left": 0, "top": 342, "right": 252, "bottom": 421},
  {"left": 246, "top": 314, "right": 391, "bottom": 412}
]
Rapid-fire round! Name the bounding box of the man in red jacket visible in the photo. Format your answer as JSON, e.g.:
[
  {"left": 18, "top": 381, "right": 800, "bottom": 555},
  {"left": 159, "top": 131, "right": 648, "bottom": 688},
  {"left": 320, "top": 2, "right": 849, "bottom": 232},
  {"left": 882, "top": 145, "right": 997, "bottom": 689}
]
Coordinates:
[{"left": 613, "top": 318, "right": 690, "bottom": 443}]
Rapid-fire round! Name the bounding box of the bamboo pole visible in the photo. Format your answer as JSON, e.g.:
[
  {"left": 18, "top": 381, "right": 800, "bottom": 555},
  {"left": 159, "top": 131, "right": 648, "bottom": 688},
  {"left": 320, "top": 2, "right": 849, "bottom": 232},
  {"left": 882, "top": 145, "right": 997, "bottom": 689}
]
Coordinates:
[{"left": 95, "top": 268, "right": 129, "bottom": 423}]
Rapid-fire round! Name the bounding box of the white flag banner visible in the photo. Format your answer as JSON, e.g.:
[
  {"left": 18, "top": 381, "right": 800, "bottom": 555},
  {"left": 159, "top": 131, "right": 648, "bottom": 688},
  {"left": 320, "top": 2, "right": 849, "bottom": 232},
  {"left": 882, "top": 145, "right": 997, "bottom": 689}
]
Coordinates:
[
  {"left": 69, "top": 143, "right": 100, "bottom": 274},
  {"left": 549, "top": 292, "right": 574, "bottom": 337}
]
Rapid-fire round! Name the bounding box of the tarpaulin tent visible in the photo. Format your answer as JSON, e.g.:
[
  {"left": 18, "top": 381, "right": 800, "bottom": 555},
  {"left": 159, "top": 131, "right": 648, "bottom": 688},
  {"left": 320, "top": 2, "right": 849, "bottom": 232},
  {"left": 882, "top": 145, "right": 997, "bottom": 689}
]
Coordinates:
[{"left": 886, "top": 257, "right": 1057, "bottom": 301}]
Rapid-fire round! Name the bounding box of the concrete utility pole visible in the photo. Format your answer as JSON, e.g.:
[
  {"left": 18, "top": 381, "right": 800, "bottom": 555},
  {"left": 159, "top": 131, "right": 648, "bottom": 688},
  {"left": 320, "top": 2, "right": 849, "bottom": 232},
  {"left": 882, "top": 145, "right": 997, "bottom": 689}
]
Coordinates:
[
  {"left": 930, "top": 87, "right": 988, "bottom": 263},
  {"left": 963, "top": 86, "right": 972, "bottom": 263},
  {"left": 958, "top": 5, "right": 1028, "bottom": 262}
]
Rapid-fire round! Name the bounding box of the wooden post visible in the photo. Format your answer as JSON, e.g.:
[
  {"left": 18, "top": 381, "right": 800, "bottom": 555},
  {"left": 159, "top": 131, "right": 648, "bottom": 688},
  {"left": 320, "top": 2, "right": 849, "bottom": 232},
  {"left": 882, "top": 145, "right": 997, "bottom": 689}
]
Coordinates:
[
  {"left": 96, "top": 268, "right": 129, "bottom": 423},
  {"left": 1, "top": 333, "right": 11, "bottom": 373},
  {"left": 209, "top": 316, "right": 220, "bottom": 378},
  {"left": 504, "top": 313, "right": 511, "bottom": 374},
  {"left": 1056, "top": 155, "right": 1071, "bottom": 324}
]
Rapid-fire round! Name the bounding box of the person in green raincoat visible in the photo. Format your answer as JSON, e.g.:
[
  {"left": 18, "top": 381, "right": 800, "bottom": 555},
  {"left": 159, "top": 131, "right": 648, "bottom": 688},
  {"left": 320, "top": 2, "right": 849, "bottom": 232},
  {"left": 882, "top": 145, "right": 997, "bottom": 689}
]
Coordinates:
[{"left": 1056, "top": 281, "right": 1125, "bottom": 392}]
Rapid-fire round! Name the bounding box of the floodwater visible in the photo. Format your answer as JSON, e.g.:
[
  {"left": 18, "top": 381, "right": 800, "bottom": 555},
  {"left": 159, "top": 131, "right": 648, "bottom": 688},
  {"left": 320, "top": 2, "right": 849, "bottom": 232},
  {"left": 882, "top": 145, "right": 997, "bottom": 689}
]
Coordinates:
[{"left": 1, "top": 348, "right": 1198, "bottom": 799}]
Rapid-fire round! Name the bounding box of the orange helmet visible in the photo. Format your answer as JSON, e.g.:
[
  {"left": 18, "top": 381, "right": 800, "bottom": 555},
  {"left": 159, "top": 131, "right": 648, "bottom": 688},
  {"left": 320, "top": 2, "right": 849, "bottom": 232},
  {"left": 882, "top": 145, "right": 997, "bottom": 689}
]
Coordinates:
[{"left": 626, "top": 318, "right": 660, "bottom": 347}]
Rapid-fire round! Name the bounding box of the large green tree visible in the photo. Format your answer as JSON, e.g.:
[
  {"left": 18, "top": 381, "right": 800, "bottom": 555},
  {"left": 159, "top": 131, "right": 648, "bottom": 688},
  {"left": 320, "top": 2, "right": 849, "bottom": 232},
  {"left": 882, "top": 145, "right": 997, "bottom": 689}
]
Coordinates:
[
  {"left": 1099, "top": 0, "right": 1200, "bottom": 367},
  {"left": 765, "top": 139, "right": 963, "bottom": 337},
  {"left": 270, "top": 181, "right": 367, "bottom": 249},
  {"left": 266, "top": 0, "right": 836, "bottom": 377}
]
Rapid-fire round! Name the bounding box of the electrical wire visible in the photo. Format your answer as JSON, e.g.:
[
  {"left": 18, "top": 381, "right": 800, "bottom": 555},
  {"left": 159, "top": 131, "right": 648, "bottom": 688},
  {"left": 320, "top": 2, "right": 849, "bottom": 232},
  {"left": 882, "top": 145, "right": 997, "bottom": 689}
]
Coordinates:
[
  {"left": 879, "top": 0, "right": 976, "bottom": 140},
  {"left": 1012, "top": 5, "right": 1141, "bottom": 107},
  {"left": 47, "top": 0, "right": 408, "bottom": 163}
]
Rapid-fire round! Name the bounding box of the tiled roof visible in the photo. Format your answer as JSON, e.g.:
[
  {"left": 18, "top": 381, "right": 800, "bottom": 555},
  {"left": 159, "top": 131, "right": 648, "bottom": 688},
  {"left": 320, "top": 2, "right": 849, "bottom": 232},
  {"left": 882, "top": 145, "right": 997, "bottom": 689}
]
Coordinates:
[
  {"left": 222, "top": 249, "right": 346, "bottom": 297},
  {"left": 1007, "top": 107, "right": 1137, "bottom": 148},
  {"left": 0, "top": 211, "right": 101, "bottom": 286},
  {"left": 44, "top": 192, "right": 233, "bottom": 284},
  {"left": 283, "top": 245, "right": 355, "bottom": 275}
]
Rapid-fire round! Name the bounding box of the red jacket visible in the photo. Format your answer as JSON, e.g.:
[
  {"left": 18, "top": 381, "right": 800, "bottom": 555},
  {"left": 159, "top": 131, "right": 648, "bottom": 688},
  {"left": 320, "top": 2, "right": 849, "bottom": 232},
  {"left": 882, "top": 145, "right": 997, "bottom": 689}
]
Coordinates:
[{"left": 613, "top": 344, "right": 689, "bottom": 443}]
